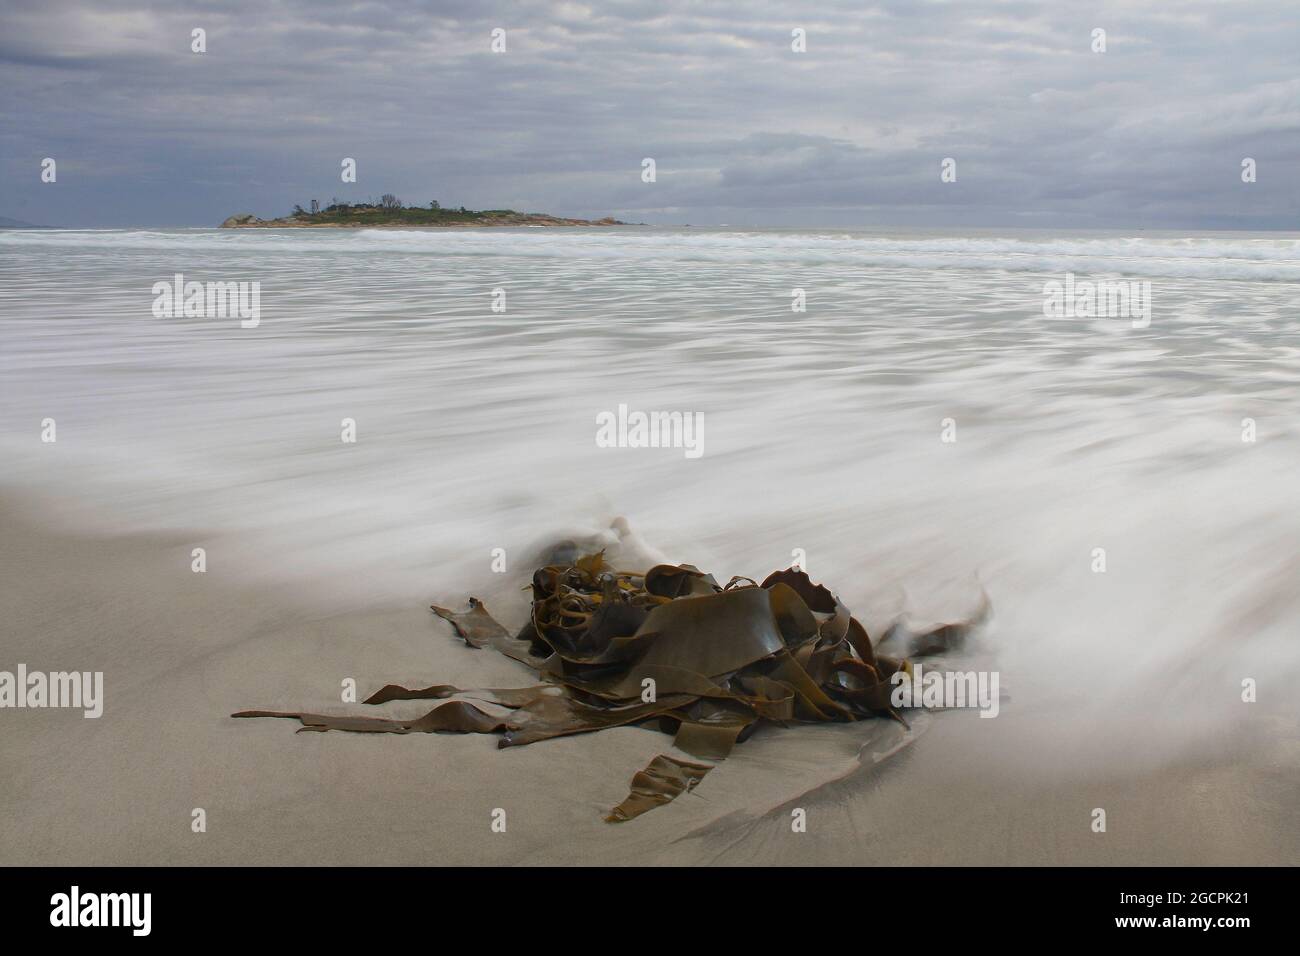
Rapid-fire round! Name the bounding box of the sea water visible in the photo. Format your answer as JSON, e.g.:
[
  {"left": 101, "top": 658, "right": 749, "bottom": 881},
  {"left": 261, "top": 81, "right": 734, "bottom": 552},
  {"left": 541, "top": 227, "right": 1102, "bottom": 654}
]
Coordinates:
[{"left": 2, "top": 225, "right": 1298, "bottom": 739}]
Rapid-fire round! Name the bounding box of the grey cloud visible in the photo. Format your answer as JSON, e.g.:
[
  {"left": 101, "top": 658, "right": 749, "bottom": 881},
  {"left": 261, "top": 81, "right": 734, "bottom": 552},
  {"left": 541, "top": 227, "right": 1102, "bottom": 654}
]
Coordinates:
[{"left": 0, "top": 0, "right": 1295, "bottom": 228}]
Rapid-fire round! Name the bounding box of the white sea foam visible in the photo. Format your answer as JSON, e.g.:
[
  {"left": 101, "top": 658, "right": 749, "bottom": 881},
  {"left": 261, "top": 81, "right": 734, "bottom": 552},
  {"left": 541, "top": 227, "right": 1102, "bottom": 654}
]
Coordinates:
[
  {"left": 1, "top": 227, "right": 1297, "bottom": 740},
  {"left": 4, "top": 227, "right": 1300, "bottom": 280}
]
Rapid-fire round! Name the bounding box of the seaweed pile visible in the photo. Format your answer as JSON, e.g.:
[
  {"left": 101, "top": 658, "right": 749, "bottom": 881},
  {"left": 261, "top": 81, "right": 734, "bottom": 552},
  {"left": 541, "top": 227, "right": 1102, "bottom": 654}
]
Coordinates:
[{"left": 235, "top": 553, "right": 984, "bottom": 821}]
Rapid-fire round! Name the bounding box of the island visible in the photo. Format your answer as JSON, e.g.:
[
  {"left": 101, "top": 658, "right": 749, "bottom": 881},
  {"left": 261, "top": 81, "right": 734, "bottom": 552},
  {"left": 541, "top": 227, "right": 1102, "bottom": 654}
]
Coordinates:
[{"left": 221, "top": 196, "right": 630, "bottom": 229}]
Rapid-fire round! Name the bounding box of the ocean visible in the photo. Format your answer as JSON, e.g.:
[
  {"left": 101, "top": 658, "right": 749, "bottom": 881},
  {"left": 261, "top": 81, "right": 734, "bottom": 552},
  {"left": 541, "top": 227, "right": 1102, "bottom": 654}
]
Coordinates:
[{"left": 2, "top": 225, "right": 1298, "bottom": 731}]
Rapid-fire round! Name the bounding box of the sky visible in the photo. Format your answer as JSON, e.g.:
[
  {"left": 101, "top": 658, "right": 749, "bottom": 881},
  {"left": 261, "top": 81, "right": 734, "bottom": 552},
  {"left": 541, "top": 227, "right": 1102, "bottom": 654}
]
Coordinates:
[{"left": 1, "top": 0, "right": 1297, "bottom": 229}]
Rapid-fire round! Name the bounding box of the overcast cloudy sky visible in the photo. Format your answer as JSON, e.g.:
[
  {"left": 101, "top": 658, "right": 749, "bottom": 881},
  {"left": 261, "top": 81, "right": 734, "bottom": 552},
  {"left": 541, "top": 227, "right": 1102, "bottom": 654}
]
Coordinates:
[{"left": 1, "top": 0, "right": 1297, "bottom": 229}]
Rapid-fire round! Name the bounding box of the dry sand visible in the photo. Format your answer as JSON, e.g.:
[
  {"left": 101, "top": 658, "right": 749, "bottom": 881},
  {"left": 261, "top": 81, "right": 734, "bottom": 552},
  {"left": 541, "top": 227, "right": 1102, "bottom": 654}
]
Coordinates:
[{"left": 1, "top": 495, "right": 1295, "bottom": 866}]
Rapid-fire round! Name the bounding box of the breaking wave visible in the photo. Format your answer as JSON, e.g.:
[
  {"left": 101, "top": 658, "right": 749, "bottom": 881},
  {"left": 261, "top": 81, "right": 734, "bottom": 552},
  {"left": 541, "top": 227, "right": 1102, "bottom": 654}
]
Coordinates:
[{"left": 4, "top": 228, "right": 1300, "bottom": 281}]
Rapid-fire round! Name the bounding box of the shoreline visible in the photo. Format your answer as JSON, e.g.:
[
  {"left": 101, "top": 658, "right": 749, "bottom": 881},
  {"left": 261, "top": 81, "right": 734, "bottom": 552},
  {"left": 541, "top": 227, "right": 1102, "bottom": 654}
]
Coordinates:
[{"left": 2, "top": 488, "right": 1295, "bottom": 865}]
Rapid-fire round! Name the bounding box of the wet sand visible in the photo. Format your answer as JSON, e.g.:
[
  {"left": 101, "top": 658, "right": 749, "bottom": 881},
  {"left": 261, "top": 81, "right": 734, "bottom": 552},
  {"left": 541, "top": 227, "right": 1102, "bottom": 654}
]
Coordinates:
[{"left": 1, "top": 495, "right": 1295, "bottom": 866}]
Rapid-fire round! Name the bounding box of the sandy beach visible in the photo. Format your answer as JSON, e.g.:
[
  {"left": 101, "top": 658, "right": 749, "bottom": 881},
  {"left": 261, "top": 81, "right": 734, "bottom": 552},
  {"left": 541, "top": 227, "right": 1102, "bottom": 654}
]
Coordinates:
[{"left": 3, "top": 492, "right": 1294, "bottom": 866}]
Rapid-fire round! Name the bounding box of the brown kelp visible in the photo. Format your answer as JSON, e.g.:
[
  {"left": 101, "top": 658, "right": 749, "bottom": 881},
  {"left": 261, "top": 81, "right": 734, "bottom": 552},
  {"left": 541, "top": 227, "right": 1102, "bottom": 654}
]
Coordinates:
[{"left": 234, "top": 552, "right": 987, "bottom": 821}]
